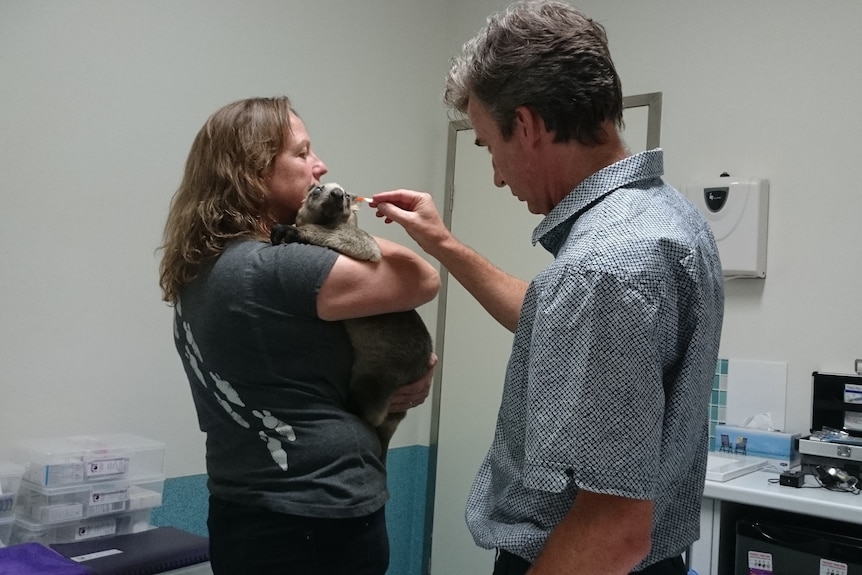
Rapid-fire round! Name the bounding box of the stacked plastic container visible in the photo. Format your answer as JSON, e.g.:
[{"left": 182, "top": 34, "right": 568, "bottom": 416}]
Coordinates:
[
  {"left": 0, "top": 460, "right": 25, "bottom": 546},
  {"left": 5, "top": 433, "right": 166, "bottom": 546}
]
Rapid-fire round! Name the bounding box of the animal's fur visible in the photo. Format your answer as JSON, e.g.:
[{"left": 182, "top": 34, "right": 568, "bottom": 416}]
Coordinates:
[{"left": 271, "top": 183, "right": 433, "bottom": 454}]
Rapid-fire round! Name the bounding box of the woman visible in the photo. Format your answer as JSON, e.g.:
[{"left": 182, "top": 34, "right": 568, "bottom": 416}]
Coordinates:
[{"left": 159, "top": 96, "right": 440, "bottom": 574}]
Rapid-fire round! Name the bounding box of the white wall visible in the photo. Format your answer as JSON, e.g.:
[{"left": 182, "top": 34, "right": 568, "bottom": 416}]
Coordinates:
[
  {"left": 445, "top": 0, "right": 862, "bottom": 434},
  {"left": 0, "top": 0, "right": 449, "bottom": 476},
  {"left": 2, "top": 0, "right": 861, "bottom": 478}
]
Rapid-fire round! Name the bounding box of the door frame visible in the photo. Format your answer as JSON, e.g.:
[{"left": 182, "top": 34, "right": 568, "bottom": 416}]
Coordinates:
[{"left": 422, "top": 93, "right": 662, "bottom": 573}]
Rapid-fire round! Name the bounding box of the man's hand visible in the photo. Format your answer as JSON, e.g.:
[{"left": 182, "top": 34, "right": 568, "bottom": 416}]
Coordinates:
[
  {"left": 373, "top": 188, "right": 527, "bottom": 332},
  {"left": 370, "top": 190, "right": 453, "bottom": 256}
]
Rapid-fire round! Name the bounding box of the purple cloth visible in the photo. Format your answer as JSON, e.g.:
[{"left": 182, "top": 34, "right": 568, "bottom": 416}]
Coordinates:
[{"left": 0, "top": 542, "right": 92, "bottom": 575}]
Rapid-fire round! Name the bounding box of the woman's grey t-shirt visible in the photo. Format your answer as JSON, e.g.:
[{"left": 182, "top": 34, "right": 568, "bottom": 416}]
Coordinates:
[{"left": 174, "top": 239, "right": 387, "bottom": 518}]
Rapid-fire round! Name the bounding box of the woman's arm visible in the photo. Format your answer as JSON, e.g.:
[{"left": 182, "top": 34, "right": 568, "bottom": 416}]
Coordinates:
[{"left": 317, "top": 236, "right": 441, "bottom": 321}]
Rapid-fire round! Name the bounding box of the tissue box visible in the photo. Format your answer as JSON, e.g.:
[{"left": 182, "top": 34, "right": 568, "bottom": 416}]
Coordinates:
[{"left": 713, "top": 425, "right": 801, "bottom": 471}]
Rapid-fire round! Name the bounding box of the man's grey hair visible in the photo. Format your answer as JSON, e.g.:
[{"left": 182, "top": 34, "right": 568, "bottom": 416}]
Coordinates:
[{"left": 444, "top": 0, "right": 623, "bottom": 145}]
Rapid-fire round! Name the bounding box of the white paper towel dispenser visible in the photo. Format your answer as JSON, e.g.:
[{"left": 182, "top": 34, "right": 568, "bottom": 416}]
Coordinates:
[{"left": 684, "top": 176, "right": 769, "bottom": 278}]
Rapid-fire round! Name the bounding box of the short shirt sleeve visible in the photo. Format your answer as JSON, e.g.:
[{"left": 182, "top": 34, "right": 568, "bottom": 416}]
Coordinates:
[
  {"left": 257, "top": 242, "right": 340, "bottom": 319},
  {"left": 524, "top": 266, "right": 664, "bottom": 499}
]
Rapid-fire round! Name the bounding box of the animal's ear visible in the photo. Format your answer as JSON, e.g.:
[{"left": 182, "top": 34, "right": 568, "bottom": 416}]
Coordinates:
[{"left": 270, "top": 224, "right": 303, "bottom": 245}]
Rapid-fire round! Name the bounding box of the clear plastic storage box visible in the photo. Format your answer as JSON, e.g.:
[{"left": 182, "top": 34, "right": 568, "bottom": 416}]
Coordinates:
[
  {"left": 0, "top": 516, "right": 13, "bottom": 547},
  {"left": 14, "top": 475, "right": 165, "bottom": 524},
  {"left": 10, "top": 509, "right": 152, "bottom": 546},
  {"left": 8, "top": 433, "right": 165, "bottom": 488},
  {"left": 0, "top": 460, "right": 25, "bottom": 519}
]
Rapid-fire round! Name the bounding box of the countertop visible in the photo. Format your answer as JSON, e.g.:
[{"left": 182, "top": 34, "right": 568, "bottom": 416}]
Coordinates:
[{"left": 703, "top": 469, "right": 862, "bottom": 524}]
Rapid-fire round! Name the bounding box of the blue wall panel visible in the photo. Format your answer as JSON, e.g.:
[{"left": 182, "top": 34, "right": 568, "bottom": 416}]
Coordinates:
[{"left": 151, "top": 445, "right": 430, "bottom": 575}]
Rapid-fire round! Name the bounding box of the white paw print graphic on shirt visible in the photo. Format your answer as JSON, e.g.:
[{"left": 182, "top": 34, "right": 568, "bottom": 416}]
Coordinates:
[
  {"left": 259, "top": 431, "right": 289, "bottom": 471},
  {"left": 214, "top": 393, "right": 250, "bottom": 428},
  {"left": 211, "top": 372, "right": 245, "bottom": 407},
  {"left": 183, "top": 321, "right": 202, "bottom": 361},
  {"left": 254, "top": 410, "right": 296, "bottom": 471},
  {"left": 176, "top": 300, "right": 298, "bottom": 472},
  {"left": 253, "top": 410, "right": 296, "bottom": 440},
  {"left": 183, "top": 347, "right": 207, "bottom": 388}
]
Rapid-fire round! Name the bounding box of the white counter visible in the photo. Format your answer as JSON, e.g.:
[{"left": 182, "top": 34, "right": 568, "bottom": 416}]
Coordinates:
[{"left": 703, "top": 469, "right": 862, "bottom": 524}]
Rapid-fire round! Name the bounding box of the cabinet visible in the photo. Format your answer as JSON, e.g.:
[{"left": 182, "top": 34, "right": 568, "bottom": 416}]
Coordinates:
[
  {"left": 691, "top": 471, "right": 862, "bottom": 574},
  {"left": 689, "top": 498, "right": 720, "bottom": 575}
]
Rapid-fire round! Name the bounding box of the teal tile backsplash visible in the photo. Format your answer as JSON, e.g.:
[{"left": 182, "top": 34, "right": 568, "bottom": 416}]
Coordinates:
[{"left": 708, "top": 358, "right": 729, "bottom": 448}]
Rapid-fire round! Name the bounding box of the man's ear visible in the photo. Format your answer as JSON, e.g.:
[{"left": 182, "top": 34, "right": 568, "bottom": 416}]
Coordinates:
[{"left": 513, "top": 105, "right": 548, "bottom": 148}]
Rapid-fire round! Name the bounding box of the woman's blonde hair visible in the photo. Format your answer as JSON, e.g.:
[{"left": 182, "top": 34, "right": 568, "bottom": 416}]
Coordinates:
[{"left": 158, "top": 97, "right": 295, "bottom": 304}]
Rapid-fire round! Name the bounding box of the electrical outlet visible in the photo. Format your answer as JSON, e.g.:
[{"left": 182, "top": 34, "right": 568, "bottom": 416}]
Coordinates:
[{"left": 856, "top": 358, "right": 862, "bottom": 375}]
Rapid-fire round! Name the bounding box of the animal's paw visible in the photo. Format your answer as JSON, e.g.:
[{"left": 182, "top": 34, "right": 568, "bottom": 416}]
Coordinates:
[{"left": 270, "top": 224, "right": 302, "bottom": 245}]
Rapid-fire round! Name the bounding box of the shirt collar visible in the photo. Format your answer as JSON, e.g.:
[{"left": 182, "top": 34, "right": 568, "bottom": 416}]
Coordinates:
[{"left": 532, "top": 149, "right": 666, "bottom": 255}]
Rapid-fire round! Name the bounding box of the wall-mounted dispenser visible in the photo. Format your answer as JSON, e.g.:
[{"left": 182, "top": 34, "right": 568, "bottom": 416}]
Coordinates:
[{"left": 684, "top": 175, "right": 769, "bottom": 278}]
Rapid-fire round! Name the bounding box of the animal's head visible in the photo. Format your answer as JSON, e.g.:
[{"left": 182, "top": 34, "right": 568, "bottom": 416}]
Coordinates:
[{"left": 295, "top": 183, "right": 359, "bottom": 228}]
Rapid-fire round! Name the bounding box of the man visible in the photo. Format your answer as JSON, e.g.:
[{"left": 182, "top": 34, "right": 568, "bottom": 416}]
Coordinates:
[{"left": 372, "top": 2, "right": 724, "bottom": 574}]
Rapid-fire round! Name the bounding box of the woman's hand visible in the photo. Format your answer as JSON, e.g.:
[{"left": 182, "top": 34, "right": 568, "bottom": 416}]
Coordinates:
[{"left": 387, "top": 352, "right": 438, "bottom": 413}]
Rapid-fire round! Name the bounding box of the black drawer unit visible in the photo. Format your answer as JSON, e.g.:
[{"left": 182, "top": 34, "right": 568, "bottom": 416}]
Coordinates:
[{"left": 736, "top": 518, "right": 862, "bottom": 574}]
